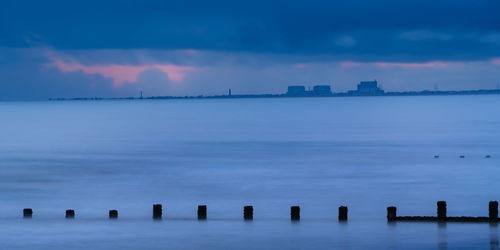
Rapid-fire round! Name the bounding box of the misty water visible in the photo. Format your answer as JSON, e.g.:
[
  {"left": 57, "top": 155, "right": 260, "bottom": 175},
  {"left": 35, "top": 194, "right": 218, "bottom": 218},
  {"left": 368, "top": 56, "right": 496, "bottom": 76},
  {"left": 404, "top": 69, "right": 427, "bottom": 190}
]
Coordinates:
[{"left": 1, "top": 95, "right": 499, "bottom": 249}]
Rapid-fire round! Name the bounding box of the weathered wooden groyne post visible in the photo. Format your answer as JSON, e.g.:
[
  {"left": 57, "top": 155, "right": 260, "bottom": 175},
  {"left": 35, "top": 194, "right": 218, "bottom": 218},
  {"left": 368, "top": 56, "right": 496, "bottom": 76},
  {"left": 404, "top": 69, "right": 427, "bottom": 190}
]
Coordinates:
[
  {"left": 23, "top": 208, "right": 33, "bottom": 218},
  {"left": 338, "top": 206, "right": 348, "bottom": 221},
  {"left": 153, "top": 204, "right": 162, "bottom": 220},
  {"left": 12, "top": 200, "right": 500, "bottom": 222},
  {"left": 291, "top": 206, "right": 300, "bottom": 221},
  {"left": 437, "top": 201, "right": 447, "bottom": 221},
  {"left": 65, "top": 209, "right": 75, "bottom": 219},
  {"left": 490, "top": 201, "right": 498, "bottom": 221},
  {"left": 244, "top": 206, "right": 253, "bottom": 220},
  {"left": 109, "top": 210, "right": 118, "bottom": 219},
  {"left": 198, "top": 205, "right": 207, "bottom": 220},
  {"left": 387, "top": 206, "right": 397, "bottom": 221}
]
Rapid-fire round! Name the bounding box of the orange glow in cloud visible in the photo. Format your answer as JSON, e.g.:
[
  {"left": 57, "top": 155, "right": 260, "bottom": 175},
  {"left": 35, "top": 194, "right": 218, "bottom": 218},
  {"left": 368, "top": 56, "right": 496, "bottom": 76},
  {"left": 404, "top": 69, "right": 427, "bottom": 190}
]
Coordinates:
[
  {"left": 341, "top": 61, "right": 454, "bottom": 68},
  {"left": 46, "top": 58, "right": 195, "bottom": 86}
]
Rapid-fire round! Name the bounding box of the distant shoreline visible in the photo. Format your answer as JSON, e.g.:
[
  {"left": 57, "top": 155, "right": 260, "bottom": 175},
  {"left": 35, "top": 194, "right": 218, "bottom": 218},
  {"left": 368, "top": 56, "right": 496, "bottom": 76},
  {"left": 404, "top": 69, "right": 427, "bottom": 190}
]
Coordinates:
[{"left": 49, "top": 88, "right": 500, "bottom": 101}]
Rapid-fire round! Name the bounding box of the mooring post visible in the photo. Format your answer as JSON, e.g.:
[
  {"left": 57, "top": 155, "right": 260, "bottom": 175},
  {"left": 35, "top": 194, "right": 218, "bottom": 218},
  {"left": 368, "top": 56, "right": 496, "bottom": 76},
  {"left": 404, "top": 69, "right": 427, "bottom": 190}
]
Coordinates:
[
  {"left": 65, "top": 209, "right": 75, "bottom": 219},
  {"left": 109, "top": 210, "right": 118, "bottom": 219},
  {"left": 387, "top": 206, "right": 397, "bottom": 221},
  {"left": 198, "top": 205, "right": 207, "bottom": 220},
  {"left": 244, "top": 206, "right": 253, "bottom": 220},
  {"left": 490, "top": 201, "right": 498, "bottom": 221},
  {"left": 437, "top": 201, "right": 447, "bottom": 220},
  {"left": 291, "top": 206, "right": 300, "bottom": 221},
  {"left": 153, "top": 204, "right": 162, "bottom": 219},
  {"left": 23, "top": 208, "right": 33, "bottom": 218},
  {"left": 338, "top": 206, "right": 348, "bottom": 221}
]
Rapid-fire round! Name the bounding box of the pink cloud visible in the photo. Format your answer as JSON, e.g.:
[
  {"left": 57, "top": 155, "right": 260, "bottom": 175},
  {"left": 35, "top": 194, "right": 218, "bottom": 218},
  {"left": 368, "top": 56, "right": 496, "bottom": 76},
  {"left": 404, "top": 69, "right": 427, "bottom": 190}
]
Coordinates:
[
  {"left": 46, "top": 58, "right": 195, "bottom": 86},
  {"left": 340, "top": 61, "right": 364, "bottom": 67},
  {"left": 183, "top": 49, "right": 198, "bottom": 55},
  {"left": 492, "top": 58, "right": 500, "bottom": 65},
  {"left": 293, "top": 63, "right": 308, "bottom": 69},
  {"left": 374, "top": 61, "right": 450, "bottom": 68},
  {"left": 340, "top": 61, "right": 455, "bottom": 68}
]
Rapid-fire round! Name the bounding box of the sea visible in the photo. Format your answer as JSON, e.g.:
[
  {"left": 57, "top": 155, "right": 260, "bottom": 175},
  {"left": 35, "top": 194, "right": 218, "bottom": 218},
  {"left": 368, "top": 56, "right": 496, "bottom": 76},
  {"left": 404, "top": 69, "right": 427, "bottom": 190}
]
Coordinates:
[{"left": 0, "top": 95, "right": 499, "bottom": 249}]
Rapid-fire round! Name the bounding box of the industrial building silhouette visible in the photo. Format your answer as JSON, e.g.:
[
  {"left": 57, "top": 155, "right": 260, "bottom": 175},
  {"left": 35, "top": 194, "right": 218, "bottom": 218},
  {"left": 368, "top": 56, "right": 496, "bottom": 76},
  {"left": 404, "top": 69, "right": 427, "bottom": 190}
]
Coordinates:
[
  {"left": 286, "top": 85, "right": 333, "bottom": 96},
  {"left": 287, "top": 81, "right": 384, "bottom": 97}
]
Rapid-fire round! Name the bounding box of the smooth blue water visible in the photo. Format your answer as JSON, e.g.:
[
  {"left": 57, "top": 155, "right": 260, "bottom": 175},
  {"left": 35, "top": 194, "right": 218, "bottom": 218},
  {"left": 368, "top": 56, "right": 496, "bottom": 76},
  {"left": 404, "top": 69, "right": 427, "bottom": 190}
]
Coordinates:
[{"left": 0, "top": 95, "right": 499, "bottom": 249}]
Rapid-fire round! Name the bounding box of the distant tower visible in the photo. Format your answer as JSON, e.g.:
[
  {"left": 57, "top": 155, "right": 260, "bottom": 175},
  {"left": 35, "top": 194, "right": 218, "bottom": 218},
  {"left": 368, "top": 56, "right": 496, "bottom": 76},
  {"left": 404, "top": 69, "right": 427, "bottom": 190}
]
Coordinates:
[
  {"left": 228, "top": 89, "right": 232, "bottom": 96},
  {"left": 140, "top": 91, "right": 143, "bottom": 99}
]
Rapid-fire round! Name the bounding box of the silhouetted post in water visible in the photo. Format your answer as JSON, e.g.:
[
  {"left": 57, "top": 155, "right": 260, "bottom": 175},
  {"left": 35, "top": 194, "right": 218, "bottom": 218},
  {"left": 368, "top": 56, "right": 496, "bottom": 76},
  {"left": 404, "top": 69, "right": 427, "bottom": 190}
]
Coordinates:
[
  {"left": 109, "top": 210, "right": 118, "bottom": 219},
  {"left": 291, "top": 206, "right": 300, "bottom": 221},
  {"left": 153, "top": 204, "right": 162, "bottom": 219},
  {"left": 490, "top": 201, "right": 498, "bottom": 221},
  {"left": 338, "top": 206, "right": 348, "bottom": 221},
  {"left": 65, "top": 210, "right": 75, "bottom": 219},
  {"left": 23, "top": 208, "right": 33, "bottom": 218},
  {"left": 437, "top": 201, "right": 447, "bottom": 220},
  {"left": 198, "top": 205, "right": 207, "bottom": 220},
  {"left": 387, "top": 206, "right": 397, "bottom": 221},
  {"left": 244, "top": 206, "right": 253, "bottom": 220}
]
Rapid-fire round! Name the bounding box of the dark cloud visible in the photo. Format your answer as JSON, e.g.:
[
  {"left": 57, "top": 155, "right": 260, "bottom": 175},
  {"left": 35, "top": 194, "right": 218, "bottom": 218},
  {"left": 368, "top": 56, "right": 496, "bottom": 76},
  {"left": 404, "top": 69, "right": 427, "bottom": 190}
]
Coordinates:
[
  {"left": 1, "top": 0, "right": 499, "bottom": 61},
  {"left": 0, "top": 49, "right": 179, "bottom": 100},
  {"left": 1, "top": 1, "right": 500, "bottom": 101},
  {"left": 1, "top": 47, "right": 500, "bottom": 101}
]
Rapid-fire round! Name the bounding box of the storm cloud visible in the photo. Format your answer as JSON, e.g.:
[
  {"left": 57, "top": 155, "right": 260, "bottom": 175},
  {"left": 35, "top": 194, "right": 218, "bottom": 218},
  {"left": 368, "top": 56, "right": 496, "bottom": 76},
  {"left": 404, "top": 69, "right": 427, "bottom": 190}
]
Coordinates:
[
  {"left": 0, "top": 0, "right": 499, "bottom": 100},
  {"left": 2, "top": 0, "right": 500, "bottom": 60}
]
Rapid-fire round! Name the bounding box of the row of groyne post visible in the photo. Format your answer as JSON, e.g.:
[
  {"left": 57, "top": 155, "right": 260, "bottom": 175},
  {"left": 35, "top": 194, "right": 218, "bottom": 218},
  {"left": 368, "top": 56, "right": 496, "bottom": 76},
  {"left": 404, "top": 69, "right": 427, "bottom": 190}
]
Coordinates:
[
  {"left": 20, "top": 205, "right": 346, "bottom": 221},
  {"left": 388, "top": 201, "right": 499, "bottom": 222},
  {"left": 18, "top": 201, "right": 499, "bottom": 222}
]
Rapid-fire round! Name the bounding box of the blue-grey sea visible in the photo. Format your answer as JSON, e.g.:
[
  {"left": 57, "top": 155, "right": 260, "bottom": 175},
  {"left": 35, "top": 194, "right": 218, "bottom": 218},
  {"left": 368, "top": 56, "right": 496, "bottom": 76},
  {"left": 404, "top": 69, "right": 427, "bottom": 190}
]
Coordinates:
[{"left": 1, "top": 95, "right": 499, "bottom": 249}]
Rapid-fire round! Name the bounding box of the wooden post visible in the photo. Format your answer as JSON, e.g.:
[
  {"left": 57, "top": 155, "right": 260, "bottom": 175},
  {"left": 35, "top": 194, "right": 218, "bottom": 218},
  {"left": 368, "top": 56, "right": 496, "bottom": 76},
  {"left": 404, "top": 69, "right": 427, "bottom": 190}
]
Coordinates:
[
  {"left": 109, "top": 210, "right": 118, "bottom": 219},
  {"left": 338, "top": 206, "right": 348, "bottom": 221},
  {"left": 387, "top": 206, "right": 397, "bottom": 221},
  {"left": 65, "top": 209, "right": 75, "bottom": 219},
  {"left": 490, "top": 201, "right": 498, "bottom": 221},
  {"left": 198, "top": 205, "right": 207, "bottom": 220},
  {"left": 291, "top": 206, "right": 300, "bottom": 221},
  {"left": 23, "top": 208, "right": 33, "bottom": 218},
  {"left": 153, "top": 204, "right": 162, "bottom": 219},
  {"left": 244, "top": 206, "right": 253, "bottom": 220},
  {"left": 437, "top": 201, "right": 447, "bottom": 220}
]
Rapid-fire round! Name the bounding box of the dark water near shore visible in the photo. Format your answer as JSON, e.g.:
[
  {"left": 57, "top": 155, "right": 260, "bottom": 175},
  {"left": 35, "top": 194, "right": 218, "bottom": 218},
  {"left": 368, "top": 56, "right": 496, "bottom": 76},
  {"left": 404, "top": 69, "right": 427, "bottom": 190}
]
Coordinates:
[{"left": 1, "top": 95, "right": 499, "bottom": 249}]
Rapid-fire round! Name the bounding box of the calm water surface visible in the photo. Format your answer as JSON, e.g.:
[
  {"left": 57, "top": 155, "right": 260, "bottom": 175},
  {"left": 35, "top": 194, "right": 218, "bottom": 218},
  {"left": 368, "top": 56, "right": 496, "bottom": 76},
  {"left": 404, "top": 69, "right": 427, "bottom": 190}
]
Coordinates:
[{"left": 0, "top": 95, "right": 499, "bottom": 249}]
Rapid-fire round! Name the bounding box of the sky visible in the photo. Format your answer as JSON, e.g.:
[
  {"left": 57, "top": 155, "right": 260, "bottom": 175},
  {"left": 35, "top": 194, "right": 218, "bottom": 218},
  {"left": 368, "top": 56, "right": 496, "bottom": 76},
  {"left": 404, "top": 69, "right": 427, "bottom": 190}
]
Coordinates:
[{"left": 1, "top": 0, "right": 500, "bottom": 100}]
